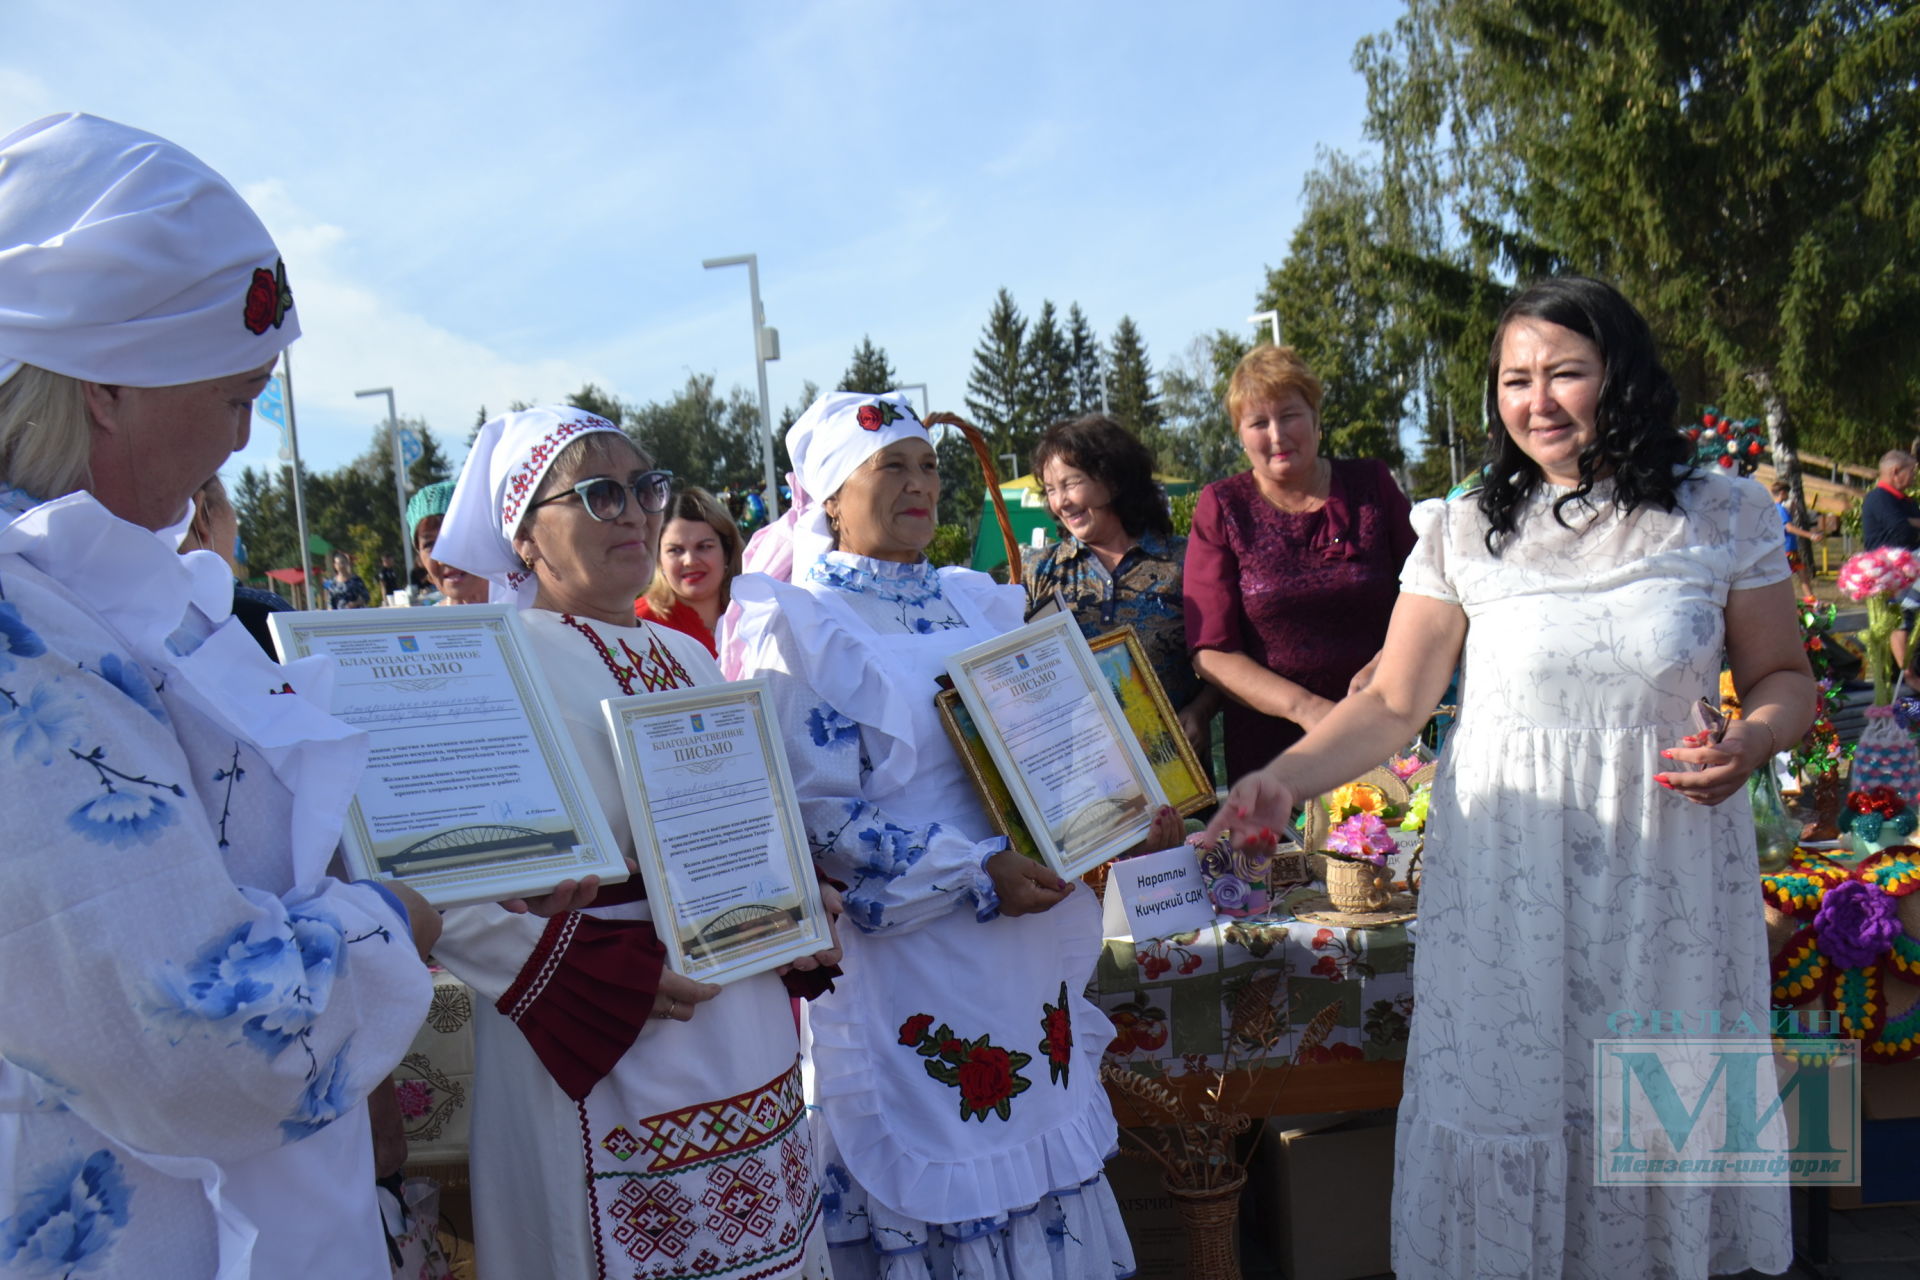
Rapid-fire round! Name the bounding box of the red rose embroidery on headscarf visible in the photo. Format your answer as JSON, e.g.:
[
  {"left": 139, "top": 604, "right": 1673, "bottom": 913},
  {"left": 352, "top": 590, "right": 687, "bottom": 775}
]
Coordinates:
[
  {"left": 243, "top": 268, "right": 278, "bottom": 334},
  {"left": 242, "top": 258, "right": 293, "bottom": 335},
  {"left": 855, "top": 401, "right": 905, "bottom": 432}
]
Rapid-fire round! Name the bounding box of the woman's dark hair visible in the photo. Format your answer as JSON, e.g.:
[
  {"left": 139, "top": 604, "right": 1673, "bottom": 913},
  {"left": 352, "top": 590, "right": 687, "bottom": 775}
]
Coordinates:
[
  {"left": 1030, "top": 414, "right": 1171, "bottom": 540},
  {"left": 1476, "top": 275, "right": 1691, "bottom": 553}
]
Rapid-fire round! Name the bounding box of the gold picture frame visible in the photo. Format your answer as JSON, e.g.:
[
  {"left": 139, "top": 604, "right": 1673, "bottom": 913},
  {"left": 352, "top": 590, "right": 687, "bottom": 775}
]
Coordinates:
[{"left": 935, "top": 624, "right": 1214, "bottom": 863}]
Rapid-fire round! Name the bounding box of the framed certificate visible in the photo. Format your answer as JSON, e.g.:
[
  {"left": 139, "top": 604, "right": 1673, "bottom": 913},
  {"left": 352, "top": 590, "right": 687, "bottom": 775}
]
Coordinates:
[
  {"left": 936, "top": 626, "right": 1213, "bottom": 865},
  {"left": 601, "top": 680, "right": 832, "bottom": 985},
  {"left": 268, "top": 606, "right": 626, "bottom": 908},
  {"left": 943, "top": 612, "right": 1169, "bottom": 879}
]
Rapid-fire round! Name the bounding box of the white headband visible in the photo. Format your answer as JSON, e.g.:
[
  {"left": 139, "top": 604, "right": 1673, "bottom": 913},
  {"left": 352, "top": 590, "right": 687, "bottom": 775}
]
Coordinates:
[
  {"left": 433, "top": 406, "right": 625, "bottom": 608},
  {"left": 0, "top": 112, "right": 297, "bottom": 389},
  {"left": 742, "top": 390, "right": 929, "bottom": 584}
]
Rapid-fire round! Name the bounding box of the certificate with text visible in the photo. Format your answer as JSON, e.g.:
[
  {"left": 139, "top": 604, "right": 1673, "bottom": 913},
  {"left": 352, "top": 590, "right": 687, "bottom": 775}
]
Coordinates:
[
  {"left": 601, "top": 680, "right": 831, "bottom": 985},
  {"left": 944, "top": 612, "right": 1168, "bottom": 879},
  {"left": 269, "top": 606, "right": 626, "bottom": 907}
]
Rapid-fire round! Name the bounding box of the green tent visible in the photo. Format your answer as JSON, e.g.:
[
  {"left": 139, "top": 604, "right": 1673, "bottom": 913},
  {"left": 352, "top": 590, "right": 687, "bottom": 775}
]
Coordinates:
[{"left": 969, "top": 474, "right": 1197, "bottom": 574}]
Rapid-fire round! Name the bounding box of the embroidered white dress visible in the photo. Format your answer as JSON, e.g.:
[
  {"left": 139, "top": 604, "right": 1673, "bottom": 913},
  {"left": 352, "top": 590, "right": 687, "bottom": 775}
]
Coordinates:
[
  {"left": 0, "top": 490, "right": 432, "bottom": 1279},
  {"left": 1394, "top": 469, "right": 1794, "bottom": 1279},
  {"left": 732, "top": 554, "right": 1134, "bottom": 1280},
  {"left": 432, "top": 611, "right": 830, "bottom": 1280}
]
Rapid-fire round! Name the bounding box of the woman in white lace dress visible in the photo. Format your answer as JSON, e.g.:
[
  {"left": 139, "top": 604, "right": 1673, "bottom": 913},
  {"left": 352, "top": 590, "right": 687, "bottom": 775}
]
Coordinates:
[{"left": 1210, "top": 277, "right": 1815, "bottom": 1279}]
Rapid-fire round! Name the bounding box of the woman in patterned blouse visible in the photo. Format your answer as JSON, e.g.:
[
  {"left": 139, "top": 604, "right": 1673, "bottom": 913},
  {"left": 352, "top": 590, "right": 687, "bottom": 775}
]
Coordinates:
[{"left": 1023, "top": 413, "right": 1219, "bottom": 755}]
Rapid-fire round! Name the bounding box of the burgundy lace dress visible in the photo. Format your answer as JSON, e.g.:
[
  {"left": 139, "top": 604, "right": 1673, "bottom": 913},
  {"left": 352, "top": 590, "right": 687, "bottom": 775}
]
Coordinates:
[{"left": 1182, "top": 459, "right": 1416, "bottom": 783}]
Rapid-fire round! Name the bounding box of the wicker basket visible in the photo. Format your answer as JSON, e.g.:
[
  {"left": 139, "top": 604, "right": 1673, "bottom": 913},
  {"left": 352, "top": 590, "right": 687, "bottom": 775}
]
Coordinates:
[
  {"left": 1323, "top": 856, "right": 1394, "bottom": 913},
  {"left": 1164, "top": 1171, "right": 1247, "bottom": 1280}
]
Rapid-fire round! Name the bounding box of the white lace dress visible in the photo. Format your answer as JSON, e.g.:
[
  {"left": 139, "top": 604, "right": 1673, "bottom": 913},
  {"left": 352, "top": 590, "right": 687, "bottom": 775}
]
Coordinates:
[{"left": 1394, "top": 468, "right": 1794, "bottom": 1279}]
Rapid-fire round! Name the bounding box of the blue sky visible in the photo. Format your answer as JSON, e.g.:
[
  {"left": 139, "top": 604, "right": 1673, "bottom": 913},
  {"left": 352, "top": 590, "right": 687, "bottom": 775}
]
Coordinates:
[{"left": 3, "top": 0, "right": 1403, "bottom": 483}]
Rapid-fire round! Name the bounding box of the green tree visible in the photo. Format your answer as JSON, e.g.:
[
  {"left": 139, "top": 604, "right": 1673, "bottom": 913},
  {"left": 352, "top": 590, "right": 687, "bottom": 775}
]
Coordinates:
[
  {"left": 406, "top": 420, "right": 453, "bottom": 492},
  {"left": 1157, "top": 331, "right": 1251, "bottom": 484},
  {"left": 567, "top": 383, "right": 627, "bottom": 426},
  {"left": 1104, "top": 315, "right": 1163, "bottom": 439},
  {"left": 965, "top": 288, "right": 1030, "bottom": 440},
  {"left": 1360, "top": 0, "right": 1920, "bottom": 505},
  {"left": 839, "top": 337, "right": 898, "bottom": 394},
  {"left": 1024, "top": 301, "right": 1076, "bottom": 435},
  {"left": 1257, "top": 152, "right": 1415, "bottom": 466},
  {"left": 1067, "top": 304, "right": 1104, "bottom": 415},
  {"left": 626, "top": 373, "right": 763, "bottom": 493}
]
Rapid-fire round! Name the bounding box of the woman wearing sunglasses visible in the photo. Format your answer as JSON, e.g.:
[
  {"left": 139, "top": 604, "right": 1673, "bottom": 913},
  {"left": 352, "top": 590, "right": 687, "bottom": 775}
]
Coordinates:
[{"left": 430, "top": 407, "right": 841, "bottom": 1280}]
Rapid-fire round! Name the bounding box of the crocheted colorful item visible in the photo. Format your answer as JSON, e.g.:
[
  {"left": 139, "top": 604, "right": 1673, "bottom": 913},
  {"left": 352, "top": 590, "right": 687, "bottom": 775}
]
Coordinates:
[
  {"left": 1763, "top": 847, "right": 1920, "bottom": 1060},
  {"left": 1838, "top": 786, "right": 1920, "bottom": 857},
  {"left": 1850, "top": 706, "right": 1920, "bottom": 811},
  {"left": 1838, "top": 546, "right": 1920, "bottom": 602}
]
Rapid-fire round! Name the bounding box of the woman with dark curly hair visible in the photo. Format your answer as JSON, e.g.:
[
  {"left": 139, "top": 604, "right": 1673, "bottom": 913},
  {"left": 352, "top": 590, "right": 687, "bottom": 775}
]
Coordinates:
[
  {"left": 1206, "top": 276, "right": 1813, "bottom": 1278},
  {"left": 1024, "top": 414, "right": 1217, "bottom": 749}
]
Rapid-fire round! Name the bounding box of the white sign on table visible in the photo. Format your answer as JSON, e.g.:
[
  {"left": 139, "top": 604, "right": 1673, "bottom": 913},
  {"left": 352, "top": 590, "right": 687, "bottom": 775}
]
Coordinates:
[
  {"left": 1104, "top": 844, "right": 1219, "bottom": 941},
  {"left": 944, "top": 611, "right": 1168, "bottom": 879},
  {"left": 268, "top": 605, "right": 625, "bottom": 907},
  {"left": 601, "top": 680, "right": 832, "bottom": 985}
]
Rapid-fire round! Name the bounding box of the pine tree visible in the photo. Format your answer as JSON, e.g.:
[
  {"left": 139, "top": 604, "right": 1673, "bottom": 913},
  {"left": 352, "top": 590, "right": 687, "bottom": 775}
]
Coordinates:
[
  {"left": 839, "top": 337, "right": 898, "bottom": 394},
  {"left": 964, "top": 288, "right": 1029, "bottom": 439},
  {"left": 1104, "top": 316, "right": 1162, "bottom": 437},
  {"left": 1067, "top": 304, "right": 1104, "bottom": 414},
  {"left": 567, "top": 383, "right": 626, "bottom": 426},
  {"left": 1025, "top": 301, "right": 1075, "bottom": 433}
]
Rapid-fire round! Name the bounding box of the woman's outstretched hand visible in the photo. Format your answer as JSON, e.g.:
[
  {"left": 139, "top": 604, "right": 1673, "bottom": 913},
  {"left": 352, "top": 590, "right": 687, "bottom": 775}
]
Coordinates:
[{"left": 1200, "top": 765, "right": 1299, "bottom": 849}]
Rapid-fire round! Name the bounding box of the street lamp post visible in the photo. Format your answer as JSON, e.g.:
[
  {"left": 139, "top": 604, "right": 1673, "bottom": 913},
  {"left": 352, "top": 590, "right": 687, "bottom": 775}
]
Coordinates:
[
  {"left": 354, "top": 386, "right": 407, "bottom": 572},
  {"left": 702, "top": 254, "right": 783, "bottom": 519},
  {"left": 892, "top": 383, "right": 930, "bottom": 418},
  {"left": 1248, "top": 310, "right": 1282, "bottom": 345}
]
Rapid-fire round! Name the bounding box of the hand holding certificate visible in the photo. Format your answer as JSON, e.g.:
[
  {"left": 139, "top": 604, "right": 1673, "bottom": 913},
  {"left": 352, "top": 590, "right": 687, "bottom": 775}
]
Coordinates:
[
  {"left": 269, "top": 605, "right": 626, "bottom": 907},
  {"left": 944, "top": 612, "right": 1169, "bottom": 879},
  {"left": 602, "top": 680, "right": 833, "bottom": 985}
]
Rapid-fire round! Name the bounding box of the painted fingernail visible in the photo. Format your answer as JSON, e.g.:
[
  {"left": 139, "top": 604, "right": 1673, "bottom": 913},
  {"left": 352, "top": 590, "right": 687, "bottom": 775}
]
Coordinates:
[
  {"left": 1659, "top": 750, "right": 1675, "bottom": 759},
  {"left": 1656, "top": 776, "right": 1674, "bottom": 789}
]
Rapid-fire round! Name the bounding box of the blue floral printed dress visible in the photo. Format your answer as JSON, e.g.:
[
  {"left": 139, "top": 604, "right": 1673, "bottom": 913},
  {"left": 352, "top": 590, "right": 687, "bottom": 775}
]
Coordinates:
[
  {"left": 0, "top": 488, "right": 431, "bottom": 1278},
  {"left": 733, "top": 552, "right": 1134, "bottom": 1280}
]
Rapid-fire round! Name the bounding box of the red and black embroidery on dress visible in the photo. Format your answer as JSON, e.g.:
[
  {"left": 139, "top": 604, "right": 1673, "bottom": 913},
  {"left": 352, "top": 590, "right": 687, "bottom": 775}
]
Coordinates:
[
  {"left": 1039, "top": 981, "right": 1073, "bottom": 1086},
  {"left": 564, "top": 615, "right": 692, "bottom": 695},
  {"left": 897, "top": 1012, "right": 1034, "bottom": 1122}
]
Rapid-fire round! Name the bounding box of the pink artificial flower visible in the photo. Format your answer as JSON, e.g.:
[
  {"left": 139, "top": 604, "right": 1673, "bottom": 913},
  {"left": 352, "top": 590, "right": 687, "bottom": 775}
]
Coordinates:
[{"left": 1326, "top": 812, "right": 1397, "bottom": 865}]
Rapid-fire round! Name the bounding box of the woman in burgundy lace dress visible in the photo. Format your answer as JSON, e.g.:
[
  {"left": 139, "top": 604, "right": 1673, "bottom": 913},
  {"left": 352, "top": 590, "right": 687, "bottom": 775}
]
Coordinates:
[{"left": 1183, "top": 345, "right": 1417, "bottom": 783}]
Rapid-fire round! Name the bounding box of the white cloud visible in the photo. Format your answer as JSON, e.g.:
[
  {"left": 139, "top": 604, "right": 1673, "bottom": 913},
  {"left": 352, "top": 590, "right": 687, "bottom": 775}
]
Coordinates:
[{"left": 224, "top": 179, "right": 611, "bottom": 479}]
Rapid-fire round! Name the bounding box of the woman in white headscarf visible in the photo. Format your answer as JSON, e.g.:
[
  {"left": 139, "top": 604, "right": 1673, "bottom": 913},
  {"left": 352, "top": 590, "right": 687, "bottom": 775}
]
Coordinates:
[
  {"left": 0, "top": 114, "right": 435, "bottom": 1277},
  {"left": 729, "top": 392, "right": 1138, "bottom": 1280},
  {"left": 430, "top": 408, "right": 839, "bottom": 1280}
]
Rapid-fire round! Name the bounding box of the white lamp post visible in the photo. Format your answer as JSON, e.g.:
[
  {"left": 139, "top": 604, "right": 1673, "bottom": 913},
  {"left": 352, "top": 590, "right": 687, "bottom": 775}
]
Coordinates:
[
  {"left": 354, "top": 386, "right": 407, "bottom": 567},
  {"left": 1248, "top": 310, "right": 1282, "bottom": 345},
  {"left": 892, "top": 382, "right": 930, "bottom": 417},
  {"left": 702, "top": 254, "right": 783, "bottom": 518}
]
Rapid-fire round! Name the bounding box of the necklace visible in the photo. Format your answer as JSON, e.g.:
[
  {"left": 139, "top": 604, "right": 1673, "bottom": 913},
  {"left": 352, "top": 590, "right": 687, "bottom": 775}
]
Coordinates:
[{"left": 561, "top": 613, "right": 691, "bottom": 695}]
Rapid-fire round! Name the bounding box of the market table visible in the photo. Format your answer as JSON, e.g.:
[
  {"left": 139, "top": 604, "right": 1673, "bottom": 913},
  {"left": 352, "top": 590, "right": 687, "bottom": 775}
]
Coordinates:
[
  {"left": 396, "top": 884, "right": 1417, "bottom": 1166},
  {"left": 1092, "top": 885, "right": 1414, "bottom": 1123}
]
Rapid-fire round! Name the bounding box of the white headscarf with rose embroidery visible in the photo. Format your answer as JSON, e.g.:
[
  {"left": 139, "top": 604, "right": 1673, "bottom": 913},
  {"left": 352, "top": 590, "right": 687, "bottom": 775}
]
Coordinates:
[
  {"left": 740, "top": 389, "right": 928, "bottom": 586},
  {"left": 0, "top": 112, "right": 297, "bottom": 389},
  {"left": 433, "top": 405, "right": 626, "bottom": 609}
]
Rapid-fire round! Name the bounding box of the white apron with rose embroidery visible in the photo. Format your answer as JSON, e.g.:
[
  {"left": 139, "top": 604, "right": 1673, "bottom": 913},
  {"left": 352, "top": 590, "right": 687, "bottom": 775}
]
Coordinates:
[{"left": 732, "top": 555, "right": 1133, "bottom": 1280}]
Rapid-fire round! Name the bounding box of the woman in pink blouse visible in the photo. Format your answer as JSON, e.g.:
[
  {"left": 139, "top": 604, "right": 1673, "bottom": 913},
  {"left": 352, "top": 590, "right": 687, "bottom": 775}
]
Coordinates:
[{"left": 1184, "top": 345, "right": 1416, "bottom": 782}]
